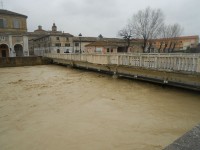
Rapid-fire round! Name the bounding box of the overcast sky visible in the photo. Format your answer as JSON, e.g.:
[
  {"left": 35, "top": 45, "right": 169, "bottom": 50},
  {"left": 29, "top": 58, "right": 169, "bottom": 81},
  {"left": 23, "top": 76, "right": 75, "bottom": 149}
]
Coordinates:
[{"left": 3, "top": 0, "right": 200, "bottom": 38}]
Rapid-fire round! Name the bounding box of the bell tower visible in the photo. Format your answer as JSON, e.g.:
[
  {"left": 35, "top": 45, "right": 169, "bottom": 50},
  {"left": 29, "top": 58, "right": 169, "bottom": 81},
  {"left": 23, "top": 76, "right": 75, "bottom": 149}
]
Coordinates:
[{"left": 52, "top": 23, "right": 57, "bottom": 32}]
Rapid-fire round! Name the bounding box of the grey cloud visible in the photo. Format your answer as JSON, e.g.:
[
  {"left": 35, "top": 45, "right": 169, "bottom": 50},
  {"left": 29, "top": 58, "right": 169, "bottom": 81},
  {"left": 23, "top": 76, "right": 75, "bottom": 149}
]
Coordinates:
[{"left": 3, "top": 0, "right": 200, "bottom": 38}]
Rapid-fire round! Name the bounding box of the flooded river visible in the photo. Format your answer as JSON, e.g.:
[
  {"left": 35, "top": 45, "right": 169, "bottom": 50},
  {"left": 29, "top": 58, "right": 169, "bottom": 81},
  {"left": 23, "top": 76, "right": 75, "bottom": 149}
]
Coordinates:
[{"left": 0, "top": 65, "right": 200, "bottom": 150}]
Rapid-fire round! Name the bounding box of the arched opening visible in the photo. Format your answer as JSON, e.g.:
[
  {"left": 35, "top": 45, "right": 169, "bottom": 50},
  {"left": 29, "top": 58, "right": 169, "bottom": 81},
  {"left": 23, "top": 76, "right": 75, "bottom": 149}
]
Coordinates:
[
  {"left": 0, "top": 44, "right": 9, "bottom": 57},
  {"left": 14, "top": 44, "right": 23, "bottom": 57}
]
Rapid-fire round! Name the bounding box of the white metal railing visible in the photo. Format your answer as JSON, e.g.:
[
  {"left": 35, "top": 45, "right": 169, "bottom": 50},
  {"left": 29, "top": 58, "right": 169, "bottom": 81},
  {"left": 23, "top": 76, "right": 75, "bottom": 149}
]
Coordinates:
[{"left": 44, "top": 53, "right": 200, "bottom": 73}]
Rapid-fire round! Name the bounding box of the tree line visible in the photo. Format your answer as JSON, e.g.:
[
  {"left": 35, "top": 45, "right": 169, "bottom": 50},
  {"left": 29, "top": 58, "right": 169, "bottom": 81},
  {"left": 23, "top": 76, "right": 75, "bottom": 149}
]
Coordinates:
[{"left": 118, "top": 7, "right": 183, "bottom": 53}]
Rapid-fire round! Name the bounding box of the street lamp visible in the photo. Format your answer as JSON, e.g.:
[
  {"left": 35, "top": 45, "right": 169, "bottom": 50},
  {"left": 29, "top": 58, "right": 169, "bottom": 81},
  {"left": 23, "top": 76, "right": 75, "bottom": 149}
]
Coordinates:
[{"left": 79, "top": 33, "right": 82, "bottom": 53}]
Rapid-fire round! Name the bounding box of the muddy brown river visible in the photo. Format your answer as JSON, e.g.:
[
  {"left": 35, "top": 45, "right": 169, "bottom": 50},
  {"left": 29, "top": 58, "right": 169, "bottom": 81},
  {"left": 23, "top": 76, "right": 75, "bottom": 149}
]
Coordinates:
[{"left": 0, "top": 65, "right": 200, "bottom": 150}]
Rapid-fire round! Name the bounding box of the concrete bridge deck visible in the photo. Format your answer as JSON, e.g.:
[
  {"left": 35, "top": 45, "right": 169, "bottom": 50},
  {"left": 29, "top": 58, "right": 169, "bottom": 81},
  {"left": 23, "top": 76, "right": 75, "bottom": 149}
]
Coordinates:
[
  {"left": 44, "top": 53, "right": 200, "bottom": 91},
  {"left": 164, "top": 124, "right": 200, "bottom": 150}
]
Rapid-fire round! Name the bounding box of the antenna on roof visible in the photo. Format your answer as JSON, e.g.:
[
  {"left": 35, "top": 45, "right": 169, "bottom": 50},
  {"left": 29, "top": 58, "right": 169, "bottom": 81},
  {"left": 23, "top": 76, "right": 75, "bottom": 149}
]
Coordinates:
[{"left": 0, "top": 0, "right": 4, "bottom": 9}]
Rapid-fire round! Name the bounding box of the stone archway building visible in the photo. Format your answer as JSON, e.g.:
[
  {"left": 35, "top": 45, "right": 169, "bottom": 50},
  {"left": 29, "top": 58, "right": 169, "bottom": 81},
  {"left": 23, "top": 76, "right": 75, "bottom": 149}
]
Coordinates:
[{"left": 0, "top": 9, "right": 29, "bottom": 57}]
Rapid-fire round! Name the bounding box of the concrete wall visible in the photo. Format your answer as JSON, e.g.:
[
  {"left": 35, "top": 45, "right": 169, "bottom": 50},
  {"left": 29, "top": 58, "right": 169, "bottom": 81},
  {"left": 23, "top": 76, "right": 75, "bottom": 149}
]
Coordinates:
[{"left": 0, "top": 56, "right": 51, "bottom": 67}]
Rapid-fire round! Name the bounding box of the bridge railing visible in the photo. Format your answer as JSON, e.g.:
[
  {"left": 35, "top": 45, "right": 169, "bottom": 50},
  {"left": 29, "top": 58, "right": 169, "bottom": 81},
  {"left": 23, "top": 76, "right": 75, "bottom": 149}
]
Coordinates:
[{"left": 44, "top": 53, "right": 200, "bottom": 73}]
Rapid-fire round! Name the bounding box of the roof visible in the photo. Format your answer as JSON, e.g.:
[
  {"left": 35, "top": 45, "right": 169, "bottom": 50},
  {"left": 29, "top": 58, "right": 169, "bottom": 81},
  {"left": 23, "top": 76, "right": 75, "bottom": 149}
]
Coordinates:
[
  {"left": 31, "top": 33, "right": 74, "bottom": 41},
  {"left": 0, "top": 9, "right": 27, "bottom": 18},
  {"left": 84, "top": 37, "right": 143, "bottom": 47},
  {"left": 73, "top": 37, "right": 124, "bottom": 42},
  {"left": 85, "top": 41, "right": 127, "bottom": 47},
  {"left": 156, "top": 35, "right": 199, "bottom": 41},
  {"left": 73, "top": 37, "right": 99, "bottom": 42},
  {"left": 132, "top": 35, "right": 199, "bottom": 42}
]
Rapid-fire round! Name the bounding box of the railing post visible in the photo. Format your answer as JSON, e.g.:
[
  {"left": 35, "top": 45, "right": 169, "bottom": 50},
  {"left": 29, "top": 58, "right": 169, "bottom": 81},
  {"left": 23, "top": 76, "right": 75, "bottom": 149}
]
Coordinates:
[
  {"left": 197, "top": 56, "right": 200, "bottom": 73},
  {"left": 117, "top": 55, "right": 119, "bottom": 65},
  {"left": 139, "top": 54, "right": 142, "bottom": 67},
  {"left": 155, "top": 55, "right": 158, "bottom": 69}
]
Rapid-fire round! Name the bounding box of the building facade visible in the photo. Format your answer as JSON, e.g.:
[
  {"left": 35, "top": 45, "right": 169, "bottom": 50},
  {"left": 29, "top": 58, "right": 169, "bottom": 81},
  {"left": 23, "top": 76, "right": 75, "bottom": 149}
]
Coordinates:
[
  {"left": 33, "top": 34, "right": 74, "bottom": 56},
  {"left": 30, "top": 23, "right": 74, "bottom": 56},
  {"left": 72, "top": 37, "right": 104, "bottom": 53},
  {"left": 85, "top": 40, "right": 143, "bottom": 54},
  {"left": 147, "top": 35, "right": 199, "bottom": 53},
  {"left": 0, "top": 9, "right": 29, "bottom": 57}
]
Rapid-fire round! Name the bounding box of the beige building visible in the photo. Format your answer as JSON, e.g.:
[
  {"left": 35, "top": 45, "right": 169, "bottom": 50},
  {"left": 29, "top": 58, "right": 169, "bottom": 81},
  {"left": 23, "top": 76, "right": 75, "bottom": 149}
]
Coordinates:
[
  {"left": 142, "top": 35, "right": 199, "bottom": 53},
  {"left": 0, "top": 9, "right": 29, "bottom": 57},
  {"left": 30, "top": 23, "right": 74, "bottom": 56},
  {"left": 85, "top": 39, "right": 143, "bottom": 54},
  {"left": 72, "top": 37, "right": 100, "bottom": 53}
]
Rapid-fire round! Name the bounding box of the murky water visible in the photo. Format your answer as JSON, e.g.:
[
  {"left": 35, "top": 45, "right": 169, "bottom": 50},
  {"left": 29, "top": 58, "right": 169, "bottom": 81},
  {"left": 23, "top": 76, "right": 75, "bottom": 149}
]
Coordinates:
[{"left": 0, "top": 65, "right": 200, "bottom": 150}]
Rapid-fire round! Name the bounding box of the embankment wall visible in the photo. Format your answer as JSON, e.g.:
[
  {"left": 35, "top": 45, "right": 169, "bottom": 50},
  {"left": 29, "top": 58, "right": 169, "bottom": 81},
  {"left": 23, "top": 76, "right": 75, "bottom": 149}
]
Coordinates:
[{"left": 0, "top": 56, "right": 51, "bottom": 67}]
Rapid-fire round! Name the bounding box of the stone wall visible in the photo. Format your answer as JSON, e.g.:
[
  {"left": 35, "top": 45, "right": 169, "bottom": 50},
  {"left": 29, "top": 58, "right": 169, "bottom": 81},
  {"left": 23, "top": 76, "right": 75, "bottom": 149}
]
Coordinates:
[{"left": 0, "top": 56, "right": 51, "bottom": 67}]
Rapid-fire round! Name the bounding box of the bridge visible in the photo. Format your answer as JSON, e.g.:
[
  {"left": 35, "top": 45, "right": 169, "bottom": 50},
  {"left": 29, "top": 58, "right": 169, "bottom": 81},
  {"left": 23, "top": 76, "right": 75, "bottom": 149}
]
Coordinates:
[{"left": 44, "top": 53, "right": 200, "bottom": 91}]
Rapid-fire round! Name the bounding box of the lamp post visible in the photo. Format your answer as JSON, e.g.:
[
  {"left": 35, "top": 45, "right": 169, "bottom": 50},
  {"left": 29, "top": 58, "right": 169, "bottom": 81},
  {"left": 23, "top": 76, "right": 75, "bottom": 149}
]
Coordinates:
[{"left": 79, "top": 33, "right": 82, "bottom": 53}]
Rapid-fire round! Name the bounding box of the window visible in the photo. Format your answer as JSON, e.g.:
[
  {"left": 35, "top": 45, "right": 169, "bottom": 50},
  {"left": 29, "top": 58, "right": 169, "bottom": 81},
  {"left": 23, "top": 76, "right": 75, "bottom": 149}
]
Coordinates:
[
  {"left": 65, "top": 49, "right": 69, "bottom": 53},
  {"left": 57, "top": 49, "right": 60, "bottom": 53},
  {"left": 66, "top": 37, "right": 69, "bottom": 41},
  {"left": 0, "top": 36, "right": 6, "bottom": 41},
  {"left": 65, "top": 43, "right": 70, "bottom": 47},
  {"left": 107, "top": 48, "right": 109, "bottom": 53},
  {"left": 96, "top": 47, "right": 102, "bottom": 53},
  {"left": 56, "top": 37, "right": 60, "bottom": 40},
  {"left": 111, "top": 49, "right": 113, "bottom": 53},
  {"left": 13, "top": 19, "right": 20, "bottom": 28},
  {"left": 0, "top": 18, "right": 6, "bottom": 28},
  {"left": 55, "top": 43, "right": 61, "bottom": 47},
  {"left": 75, "top": 43, "right": 79, "bottom": 46}
]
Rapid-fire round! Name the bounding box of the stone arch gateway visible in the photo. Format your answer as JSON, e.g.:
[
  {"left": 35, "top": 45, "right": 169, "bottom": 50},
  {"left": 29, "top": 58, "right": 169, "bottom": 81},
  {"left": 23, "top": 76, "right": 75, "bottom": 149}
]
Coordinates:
[{"left": 0, "top": 44, "right": 9, "bottom": 57}]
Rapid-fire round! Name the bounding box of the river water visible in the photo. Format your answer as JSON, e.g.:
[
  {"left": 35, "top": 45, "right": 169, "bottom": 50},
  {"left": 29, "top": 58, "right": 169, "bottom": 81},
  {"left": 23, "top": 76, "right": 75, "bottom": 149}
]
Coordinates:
[{"left": 0, "top": 65, "right": 200, "bottom": 150}]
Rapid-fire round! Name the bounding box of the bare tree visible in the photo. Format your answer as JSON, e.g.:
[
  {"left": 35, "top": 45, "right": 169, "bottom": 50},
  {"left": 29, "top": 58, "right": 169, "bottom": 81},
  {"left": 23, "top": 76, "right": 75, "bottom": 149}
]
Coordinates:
[
  {"left": 159, "top": 23, "right": 183, "bottom": 52},
  {"left": 130, "top": 7, "right": 164, "bottom": 52},
  {"left": 119, "top": 7, "right": 183, "bottom": 53},
  {"left": 118, "top": 24, "right": 133, "bottom": 52}
]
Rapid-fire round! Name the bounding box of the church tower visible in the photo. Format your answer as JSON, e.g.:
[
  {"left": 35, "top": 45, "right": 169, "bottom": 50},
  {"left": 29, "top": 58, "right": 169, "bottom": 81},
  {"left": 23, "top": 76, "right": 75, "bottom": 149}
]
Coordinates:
[{"left": 52, "top": 23, "right": 57, "bottom": 32}]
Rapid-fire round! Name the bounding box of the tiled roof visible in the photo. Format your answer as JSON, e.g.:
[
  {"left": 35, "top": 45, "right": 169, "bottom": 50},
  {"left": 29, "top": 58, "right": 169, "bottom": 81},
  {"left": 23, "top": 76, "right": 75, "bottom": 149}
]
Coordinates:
[
  {"left": 73, "top": 37, "right": 99, "bottom": 42},
  {"left": 85, "top": 41, "right": 127, "bottom": 47},
  {"left": 31, "top": 33, "right": 73, "bottom": 41},
  {"left": 84, "top": 37, "right": 143, "bottom": 47},
  {"left": 0, "top": 9, "right": 27, "bottom": 18},
  {"left": 73, "top": 37, "right": 124, "bottom": 42},
  {"left": 156, "top": 35, "right": 199, "bottom": 41},
  {"left": 132, "top": 35, "right": 199, "bottom": 42}
]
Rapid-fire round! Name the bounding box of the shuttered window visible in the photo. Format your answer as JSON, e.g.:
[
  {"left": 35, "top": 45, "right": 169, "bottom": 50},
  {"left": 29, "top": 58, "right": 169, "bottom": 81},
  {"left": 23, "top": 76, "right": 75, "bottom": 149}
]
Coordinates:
[
  {"left": 0, "top": 18, "right": 6, "bottom": 28},
  {"left": 13, "top": 19, "right": 20, "bottom": 28}
]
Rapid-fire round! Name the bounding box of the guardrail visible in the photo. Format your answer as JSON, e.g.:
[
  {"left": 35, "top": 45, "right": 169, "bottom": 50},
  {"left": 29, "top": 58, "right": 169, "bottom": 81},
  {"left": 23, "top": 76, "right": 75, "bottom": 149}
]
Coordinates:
[{"left": 44, "top": 53, "right": 200, "bottom": 73}]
